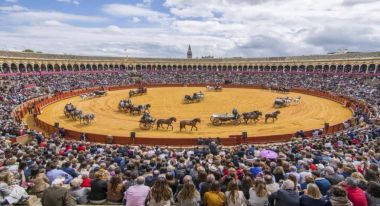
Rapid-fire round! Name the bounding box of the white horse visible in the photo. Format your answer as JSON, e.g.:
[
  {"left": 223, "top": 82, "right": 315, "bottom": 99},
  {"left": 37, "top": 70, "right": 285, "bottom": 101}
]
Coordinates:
[{"left": 294, "top": 96, "right": 301, "bottom": 104}]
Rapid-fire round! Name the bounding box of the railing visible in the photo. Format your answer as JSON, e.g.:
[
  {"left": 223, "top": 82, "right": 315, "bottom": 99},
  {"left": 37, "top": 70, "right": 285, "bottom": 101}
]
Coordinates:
[{"left": 13, "top": 84, "right": 366, "bottom": 146}]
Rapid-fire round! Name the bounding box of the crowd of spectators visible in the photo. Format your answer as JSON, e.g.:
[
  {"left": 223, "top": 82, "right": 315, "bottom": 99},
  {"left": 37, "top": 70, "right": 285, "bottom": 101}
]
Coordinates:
[{"left": 0, "top": 71, "right": 379, "bottom": 205}]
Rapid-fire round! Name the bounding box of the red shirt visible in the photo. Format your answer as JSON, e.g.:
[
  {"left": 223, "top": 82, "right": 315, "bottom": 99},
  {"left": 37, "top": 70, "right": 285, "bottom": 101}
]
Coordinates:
[
  {"left": 345, "top": 186, "right": 368, "bottom": 206},
  {"left": 77, "top": 145, "right": 86, "bottom": 152},
  {"left": 81, "top": 177, "right": 92, "bottom": 188}
]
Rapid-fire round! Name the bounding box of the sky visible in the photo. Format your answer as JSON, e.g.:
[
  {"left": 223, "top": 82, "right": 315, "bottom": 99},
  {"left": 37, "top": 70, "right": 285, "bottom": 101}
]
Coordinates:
[{"left": 0, "top": 0, "right": 379, "bottom": 58}]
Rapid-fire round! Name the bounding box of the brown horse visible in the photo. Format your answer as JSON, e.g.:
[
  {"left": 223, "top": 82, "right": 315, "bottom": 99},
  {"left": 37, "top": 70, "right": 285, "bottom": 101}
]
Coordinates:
[
  {"left": 179, "top": 118, "right": 201, "bottom": 131},
  {"left": 156, "top": 117, "right": 176, "bottom": 130},
  {"left": 265, "top": 110, "right": 280, "bottom": 123}
]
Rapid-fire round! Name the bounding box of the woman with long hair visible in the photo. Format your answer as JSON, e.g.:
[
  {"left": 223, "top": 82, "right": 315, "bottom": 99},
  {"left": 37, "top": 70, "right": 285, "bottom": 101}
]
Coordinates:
[
  {"left": 177, "top": 182, "right": 201, "bottom": 206},
  {"left": 225, "top": 181, "right": 247, "bottom": 206},
  {"left": 351, "top": 172, "right": 368, "bottom": 191},
  {"left": 300, "top": 183, "right": 327, "bottom": 206},
  {"left": 241, "top": 176, "right": 254, "bottom": 200},
  {"left": 107, "top": 175, "right": 125, "bottom": 204},
  {"left": 204, "top": 181, "right": 225, "bottom": 206},
  {"left": 249, "top": 179, "right": 268, "bottom": 206},
  {"left": 272, "top": 167, "right": 285, "bottom": 183},
  {"left": 149, "top": 177, "right": 173, "bottom": 206}
]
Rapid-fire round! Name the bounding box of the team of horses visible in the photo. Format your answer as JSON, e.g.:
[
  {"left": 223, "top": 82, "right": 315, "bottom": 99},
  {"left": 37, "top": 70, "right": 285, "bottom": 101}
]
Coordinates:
[
  {"left": 80, "top": 90, "right": 107, "bottom": 100},
  {"left": 64, "top": 103, "right": 95, "bottom": 125}
]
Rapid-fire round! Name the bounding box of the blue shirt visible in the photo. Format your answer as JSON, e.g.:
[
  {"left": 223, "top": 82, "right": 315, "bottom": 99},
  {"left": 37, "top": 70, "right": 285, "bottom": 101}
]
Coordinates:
[{"left": 46, "top": 169, "right": 73, "bottom": 184}]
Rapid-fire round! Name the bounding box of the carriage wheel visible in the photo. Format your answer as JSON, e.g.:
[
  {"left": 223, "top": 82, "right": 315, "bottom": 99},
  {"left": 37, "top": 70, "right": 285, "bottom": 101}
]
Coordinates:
[
  {"left": 212, "top": 119, "right": 222, "bottom": 126},
  {"left": 139, "top": 122, "right": 151, "bottom": 130},
  {"left": 210, "top": 116, "right": 215, "bottom": 122},
  {"left": 233, "top": 118, "right": 241, "bottom": 125}
]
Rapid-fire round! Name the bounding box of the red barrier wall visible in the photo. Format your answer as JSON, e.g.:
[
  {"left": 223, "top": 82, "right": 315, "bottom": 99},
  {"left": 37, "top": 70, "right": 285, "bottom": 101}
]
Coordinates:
[{"left": 15, "top": 84, "right": 367, "bottom": 146}]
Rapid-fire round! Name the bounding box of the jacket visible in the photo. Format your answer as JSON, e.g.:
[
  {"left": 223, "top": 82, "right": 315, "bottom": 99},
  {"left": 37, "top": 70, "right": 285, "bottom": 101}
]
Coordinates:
[
  {"left": 268, "top": 189, "right": 299, "bottom": 206},
  {"left": 42, "top": 186, "right": 76, "bottom": 206},
  {"left": 327, "top": 196, "right": 353, "bottom": 206},
  {"left": 88, "top": 179, "right": 107, "bottom": 201}
]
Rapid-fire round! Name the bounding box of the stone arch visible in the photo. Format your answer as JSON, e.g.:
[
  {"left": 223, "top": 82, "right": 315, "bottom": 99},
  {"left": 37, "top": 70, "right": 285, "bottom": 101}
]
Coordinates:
[
  {"left": 61, "top": 64, "right": 67, "bottom": 72},
  {"left": 54, "top": 64, "right": 60, "bottom": 72},
  {"left": 277, "top": 65, "right": 283, "bottom": 72},
  {"left": 34, "top": 64, "right": 40, "bottom": 72},
  {"left": 359, "top": 64, "right": 367, "bottom": 73},
  {"left": 368, "top": 64, "right": 376, "bottom": 73},
  {"left": 323, "top": 65, "right": 329, "bottom": 73},
  {"left": 86, "top": 64, "right": 91, "bottom": 71},
  {"left": 11, "top": 63, "right": 18, "bottom": 73},
  {"left": 306, "top": 65, "right": 314, "bottom": 72},
  {"left": 79, "top": 64, "right": 85, "bottom": 71},
  {"left": 120, "top": 65, "right": 126, "bottom": 70},
  {"left": 344, "top": 65, "right": 352, "bottom": 73},
  {"left": 292, "top": 65, "right": 299, "bottom": 72},
  {"left": 284, "top": 65, "right": 290, "bottom": 72},
  {"left": 97, "top": 64, "right": 103, "bottom": 71},
  {"left": 18, "top": 63, "right": 26, "bottom": 73},
  {"left": 352, "top": 65, "right": 359, "bottom": 73},
  {"left": 336, "top": 65, "right": 344, "bottom": 73},
  {"left": 67, "top": 64, "right": 73, "bottom": 71},
  {"left": 73, "top": 64, "right": 79, "bottom": 71},
  {"left": 47, "top": 64, "right": 54, "bottom": 72},
  {"left": 26, "top": 64, "right": 33, "bottom": 72},
  {"left": 330, "top": 65, "right": 337, "bottom": 73},
  {"left": 40, "top": 64, "right": 47, "bottom": 72},
  {"left": 104, "top": 64, "right": 109, "bottom": 71},
  {"left": 315, "top": 65, "right": 322, "bottom": 73},
  {"left": 376, "top": 64, "right": 380, "bottom": 74},
  {"left": 2, "top": 63, "right": 10, "bottom": 73}
]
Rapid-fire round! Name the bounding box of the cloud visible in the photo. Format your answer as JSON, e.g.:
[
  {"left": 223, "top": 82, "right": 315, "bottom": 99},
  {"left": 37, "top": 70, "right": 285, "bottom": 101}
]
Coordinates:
[
  {"left": 5, "top": 0, "right": 18, "bottom": 3},
  {"left": 102, "top": 4, "right": 168, "bottom": 20},
  {"left": 57, "top": 0, "right": 80, "bottom": 5},
  {"left": 0, "top": 5, "right": 27, "bottom": 12}
]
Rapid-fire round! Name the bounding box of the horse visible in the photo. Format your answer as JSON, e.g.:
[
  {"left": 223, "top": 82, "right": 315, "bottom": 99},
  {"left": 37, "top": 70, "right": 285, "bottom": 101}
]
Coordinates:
[
  {"left": 294, "top": 96, "right": 301, "bottom": 104},
  {"left": 265, "top": 111, "right": 280, "bottom": 123},
  {"left": 80, "top": 113, "right": 95, "bottom": 125},
  {"left": 180, "top": 118, "right": 201, "bottom": 131},
  {"left": 70, "top": 109, "right": 82, "bottom": 120},
  {"left": 242, "top": 111, "right": 262, "bottom": 124},
  {"left": 140, "top": 104, "right": 151, "bottom": 113},
  {"left": 130, "top": 105, "right": 143, "bottom": 115},
  {"left": 156, "top": 117, "right": 176, "bottom": 130}
]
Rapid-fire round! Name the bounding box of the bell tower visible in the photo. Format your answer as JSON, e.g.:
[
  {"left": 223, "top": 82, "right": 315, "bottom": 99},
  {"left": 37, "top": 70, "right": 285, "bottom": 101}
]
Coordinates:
[{"left": 187, "top": 44, "right": 192, "bottom": 59}]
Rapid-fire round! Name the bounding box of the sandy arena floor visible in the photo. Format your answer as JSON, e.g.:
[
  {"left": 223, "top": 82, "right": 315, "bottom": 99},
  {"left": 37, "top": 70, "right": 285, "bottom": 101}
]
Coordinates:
[{"left": 35, "top": 87, "right": 352, "bottom": 138}]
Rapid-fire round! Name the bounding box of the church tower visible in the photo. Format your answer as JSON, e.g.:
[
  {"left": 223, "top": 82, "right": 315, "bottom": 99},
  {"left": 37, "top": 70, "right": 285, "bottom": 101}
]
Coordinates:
[{"left": 187, "top": 44, "right": 192, "bottom": 59}]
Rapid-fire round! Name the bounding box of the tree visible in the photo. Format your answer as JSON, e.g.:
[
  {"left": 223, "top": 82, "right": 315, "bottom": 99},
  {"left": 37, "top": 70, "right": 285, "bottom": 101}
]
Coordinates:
[{"left": 22, "top": 49, "right": 34, "bottom": 53}]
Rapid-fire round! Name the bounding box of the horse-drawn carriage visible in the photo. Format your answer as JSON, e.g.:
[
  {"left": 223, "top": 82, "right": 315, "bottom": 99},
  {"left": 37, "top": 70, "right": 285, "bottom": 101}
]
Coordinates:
[
  {"left": 118, "top": 99, "right": 132, "bottom": 112},
  {"left": 139, "top": 112, "right": 156, "bottom": 130},
  {"left": 80, "top": 90, "right": 107, "bottom": 100},
  {"left": 129, "top": 87, "right": 147, "bottom": 97},
  {"left": 206, "top": 85, "right": 223, "bottom": 92},
  {"left": 210, "top": 108, "right": 241, "bottom": 126},
  {"left": 273, "top": 97, "right": 292, "bottom": 108},
  {"left": 270, "top": 86, "right": 289, "bottom": 93},
  {"left": 64, "top": 103, "right": 82, "bottom": 120},
  {"left": 183, "top": 92, "right": 204, "bottom": 104}
]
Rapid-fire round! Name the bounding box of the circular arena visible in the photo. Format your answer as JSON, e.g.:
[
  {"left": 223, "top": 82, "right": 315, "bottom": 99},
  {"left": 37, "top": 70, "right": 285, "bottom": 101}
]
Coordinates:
[{"left": 36, "top": 86, "right": 352, "bottom": 139}]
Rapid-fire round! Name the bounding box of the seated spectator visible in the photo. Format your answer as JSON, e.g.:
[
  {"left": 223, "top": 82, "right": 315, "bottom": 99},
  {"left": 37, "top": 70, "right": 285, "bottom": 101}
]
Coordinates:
[
  {"left": 88, "top": 171, "right": 108, "bottom": 204},
  {"left": 204, "top": 181, "right": 225, "bottom": 206},
  {"left": 300, "top": 183, "right": 327, "bottom": 206},
  {"left": 148, "top": 177, "right": 173, "bottom": 206},
  {"left": 264, "top": 174, "right": 279, "bottom": 194},
  {"left": 80, "top": 171, "right": 91, "bottom": 188},
  {"left": 107, "top": 175, "right": 125, "bottom": 204},
  {"left": 326, "top": 185, "right": 352, "bottom": 206},
  {"left": 29, "top": 166, "right": 49, "bottom": 198},
  {"left": 70, "top": 177, "right": 90, "bottom": 204},
  {"left": 42, "top": 177, "right": 76, "bottom": 206},
  {"left": 124, "top": 176, "right": 150, "bottom": 206},
  {"left": 249, "top": 178, "right": 269, "bottom": 206},
  {"left": 341, "top": 177, "right": 368, "bottom": 206},
  {"left": 324, "top": 166, "right": 344, "bottom": 185},
  {"left": 225, "top": 181, "right": 247, "bottom": 206},
  {"left": 268, "top": 180, "right": 299, "bottom": 206},
  {"left": 365, "top": 181, "right": 380, "bottom": 206},
  {"left": 46, "top": 163, "right": 73, "bottom": 184},
  {"left": 313, "top": 170, "right": 331, "bottom": 196},
  {"left": 351, "top": 172, "right": 368, "bottom": 191},
  {"left": 176, "top": 182, "right": 201, "bottom": 206}
]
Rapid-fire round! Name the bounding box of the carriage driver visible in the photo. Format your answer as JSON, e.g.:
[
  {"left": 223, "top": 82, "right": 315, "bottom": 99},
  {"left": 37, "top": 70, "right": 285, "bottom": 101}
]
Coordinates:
[
  {"left": 232, "top": 108, "right": 239, "bottom": 118},
  {"left": 141, "top": 111, "right": 153, "bottom": 122}
]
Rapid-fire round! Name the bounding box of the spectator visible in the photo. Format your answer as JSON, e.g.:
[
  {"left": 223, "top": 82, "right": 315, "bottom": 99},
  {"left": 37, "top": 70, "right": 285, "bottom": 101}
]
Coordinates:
[
  {"left": 326, "top": 185, "right": 353, "bottom": 206},
  {"left": 225, "top": 181, "right": 247, "bottom": 206},
  {"left": 342, "top": 177, "right": 368, "bottom": 206},
  {"left": 249, "top": 179, "right": 269, "bottom": 206},
  {"left": 365, "top": 181, "right": 380, "bottom": 206},
  {"left": 107, "top": 175, "right": 125, "bottom": 204},
  {"left": 313, "top": 170, "right": 331, "bottom": 196},
  {"left": 29, "top": 167, "right": 49, "bottom": 198},
  {"left": 300, "top": 183, "right": 327, "bottom": 206},
  {"left": 124, "top": 176, "right": 150, "bottom": 206},
  {"left": 70, "top": 177, "right": 90, "bottom": 204},
  {"left": 264, "top": 175, "right": 279, "bottom": 194},
  {"left": 41, "top": 177, "right": 76, "bottom": 206},
  {"left": 204, "top": 181, "right": 225, "bottom": 206},
  {"left": 88, "top": 171, "right": 108, "bottom": 204},
  {"left": 268, "top": 180, "right": 299, "bottom": 206},
  {"left": 148, "top": 177, "right": 173, "bottom": 206},
  {"left": 176, "top": 182, "right": 201, "bottom": 206}
]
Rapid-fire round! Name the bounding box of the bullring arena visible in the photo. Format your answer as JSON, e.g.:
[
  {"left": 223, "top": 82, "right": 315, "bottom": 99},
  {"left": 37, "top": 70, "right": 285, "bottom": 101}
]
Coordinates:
[{"left": 34, "top": 86, "right": 352, "bottom": 139}]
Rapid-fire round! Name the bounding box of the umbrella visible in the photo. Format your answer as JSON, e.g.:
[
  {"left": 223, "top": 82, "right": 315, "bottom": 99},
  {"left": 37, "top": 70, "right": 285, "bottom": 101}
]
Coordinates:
[{"left": 260, "top": 150, "right": 278, "bottom": 159}]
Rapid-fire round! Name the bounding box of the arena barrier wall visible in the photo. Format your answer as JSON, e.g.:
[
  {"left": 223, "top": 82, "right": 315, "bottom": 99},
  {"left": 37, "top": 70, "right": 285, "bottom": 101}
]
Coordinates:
[{"left": 14, "top": 84, "right": 369, "bottom": 146}]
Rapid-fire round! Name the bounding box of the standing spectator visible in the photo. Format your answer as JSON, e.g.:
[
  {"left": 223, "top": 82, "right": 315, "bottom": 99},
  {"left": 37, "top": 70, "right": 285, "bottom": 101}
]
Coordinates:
[
  {"left": 124, "top": 176, "right": 150, "bottom": 206},
  {"left": 42, "top": 177, "right": 76, "bottom": 206},
  {"left": 176, "top": 182, "right": 201, "bottom": 206},
  {"left": 326, "top": 186, "right": 352, "bottom": 206},
  {"left": 249, "top": 179, "right": 269, "bottom": 206},
  {"left": 225, "top": 181, "right": 247, "bottom": 206},
  {"left": 268, "top": 180, "right": 299, "bottom": 206},
  {"left": 148, "top": 177, "right": 173, "bottom": 206},
  {"left": 88, "top": 171, "right": 108, "bottom": 204},
  {"left": 300, "top": 183, "right": 327, "bottom": 206},
  {"left": 204, "top": 181, "right": 225, "bottom": 206}
]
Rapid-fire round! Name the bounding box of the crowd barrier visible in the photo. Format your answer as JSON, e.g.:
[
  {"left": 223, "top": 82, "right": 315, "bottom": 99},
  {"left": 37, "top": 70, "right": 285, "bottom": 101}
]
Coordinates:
[{"left": 13, "top": 84, "right": 367, "bottom": 146}]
